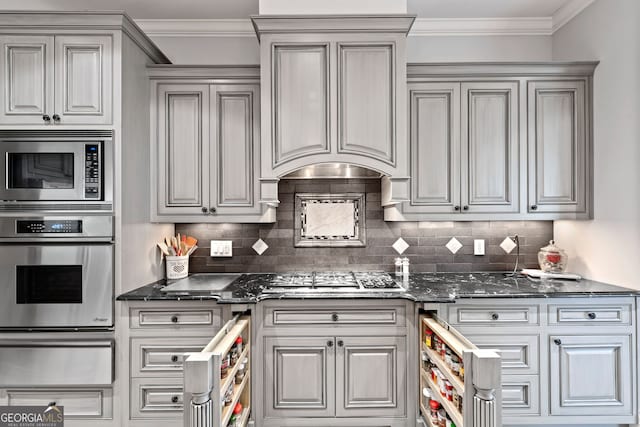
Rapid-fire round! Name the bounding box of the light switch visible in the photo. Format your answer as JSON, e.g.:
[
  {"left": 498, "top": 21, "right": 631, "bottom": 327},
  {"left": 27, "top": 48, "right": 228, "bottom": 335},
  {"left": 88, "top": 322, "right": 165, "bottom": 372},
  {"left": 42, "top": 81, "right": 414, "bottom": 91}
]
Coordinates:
[
  {"left": 474, "top": 239, "right": 485, "bottom": 256},
  {"left": 210, "top": 240, "right": 233, "bottom": 257}
]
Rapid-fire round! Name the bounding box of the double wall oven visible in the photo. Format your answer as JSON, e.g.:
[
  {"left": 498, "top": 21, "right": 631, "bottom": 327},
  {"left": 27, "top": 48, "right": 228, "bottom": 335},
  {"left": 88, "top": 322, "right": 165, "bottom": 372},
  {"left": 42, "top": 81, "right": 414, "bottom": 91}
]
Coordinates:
[{"left": 0, "top": 130, "right": 115, "bottom": 393}]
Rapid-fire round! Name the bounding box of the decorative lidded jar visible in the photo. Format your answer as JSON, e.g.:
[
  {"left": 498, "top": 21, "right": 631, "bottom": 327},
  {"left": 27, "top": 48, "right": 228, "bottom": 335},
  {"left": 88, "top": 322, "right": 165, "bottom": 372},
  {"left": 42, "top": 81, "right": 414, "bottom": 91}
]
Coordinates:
[{"left": 538, "top": 240, "right": 568, "bottom": 273}]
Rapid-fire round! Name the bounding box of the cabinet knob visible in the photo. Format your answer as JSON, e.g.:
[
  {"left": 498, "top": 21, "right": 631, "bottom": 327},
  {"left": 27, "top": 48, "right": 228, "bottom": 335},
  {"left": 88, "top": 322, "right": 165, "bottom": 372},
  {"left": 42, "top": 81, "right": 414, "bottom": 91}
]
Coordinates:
[
  {"left": 331, "top": 313, "right": 339, "bottom": 322},
  {"left": 463, "top": 205, "right": 469, "bottom": 211},
  {"left": 201, "top": 207, "right": 208, "bottom": 214},
  {"left": 52, "top": 114, "right": 60, "bottom": 122},
  {"left": 554, "top": 338, "right": 562, "bottom": 346},
  {"left": 327, "top": 340, "right": 334, "bottom": 348},
  {"left": 209, "top": 207, "right": 216, "bottom": 214},
  {"left": 337, "top": 340, "right": 344, "bottom": 347},
  {"left": 171, "top": 355, "right": 179, "bottom": 363},
  {"left": 491, "top": 313, "right": 499, "bottom": 320},
  {"left": 42, "top": 114, "right": 51, "bottom": 122},
  {"left": 171, "top": 396, "right": 179, "bottom": 403},
  {"left": 530, "top": 205, "right": 538, "bottom": 211},
  {"left": 454, "top": 205, "right": 460, "bottom": 211},
  {"left": 170, "top": 315, "right": 178, "bottom": 323},
  {"left": 587, "top": 312, "right": 597, "bottom": 320}
]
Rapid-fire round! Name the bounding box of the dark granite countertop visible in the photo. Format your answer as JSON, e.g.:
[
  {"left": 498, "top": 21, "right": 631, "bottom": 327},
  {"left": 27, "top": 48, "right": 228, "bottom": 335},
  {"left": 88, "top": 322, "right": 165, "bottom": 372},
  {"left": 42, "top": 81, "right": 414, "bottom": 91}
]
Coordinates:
[{"left": 117, "top": 272, "right": 640, "bottom": 304}]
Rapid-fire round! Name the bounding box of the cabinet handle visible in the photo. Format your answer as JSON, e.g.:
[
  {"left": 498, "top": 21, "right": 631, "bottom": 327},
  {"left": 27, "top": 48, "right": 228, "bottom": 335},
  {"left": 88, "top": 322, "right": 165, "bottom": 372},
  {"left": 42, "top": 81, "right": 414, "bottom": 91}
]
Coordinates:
[
  {"left": 42, "top": 114, "right": 51, "bottom": 123},
  {"left": 201, "top": 207, "right": 208, "bottom": 214},
  {"left": 52, "top": 114, "right": 60, "bottom": 122},
  {"left": 337, "top": 340, "right": 344, "bottom": 347},
  {"left": 491, "top": 313, "right": 499, "bottom": 320},
  {"left": 454, "top": 205, "right": 460, "bottom": 211},
  {"left": 530, "top": 205, "right": 538, "bottom": 211},
  {"left": 587, "top": 312, "right": 597, "bottom": 320},
  {"left": 171, "top": 396, "right": 179, "bottom": 403},
  {"left": 171, "top": 355, "right": 179, "bottom": 363},
  {"left": 463, "top": 205, "right": 469, "bottom": 211},
  {"left": 209, "top": 206, "right": 217, "bottom": 214},
  {"left": 327, "top": 340, "right": 334, "bottom": 348},
  {"left": 554, "top": 338, "right": 562, "bottom": 346},
  {"left": 331, "top": 313, "right": 339, "bottom": 322},
  {"left": 170, "top": 315, "right": 178, "bottom": 323}
]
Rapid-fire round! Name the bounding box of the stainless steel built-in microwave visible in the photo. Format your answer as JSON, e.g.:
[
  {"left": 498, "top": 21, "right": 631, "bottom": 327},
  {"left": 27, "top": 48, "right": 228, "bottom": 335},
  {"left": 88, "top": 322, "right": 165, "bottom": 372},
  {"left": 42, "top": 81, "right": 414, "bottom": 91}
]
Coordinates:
[{"left": 0, "top": 130, "right": 113, "bottom": 212}]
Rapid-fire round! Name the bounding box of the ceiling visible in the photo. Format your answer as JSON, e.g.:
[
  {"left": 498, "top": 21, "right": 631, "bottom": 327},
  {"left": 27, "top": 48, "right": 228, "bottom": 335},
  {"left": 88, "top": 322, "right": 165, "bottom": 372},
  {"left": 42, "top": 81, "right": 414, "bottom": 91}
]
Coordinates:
[{"left": 0, "top": 0, "right": 582, "bottom": 19}]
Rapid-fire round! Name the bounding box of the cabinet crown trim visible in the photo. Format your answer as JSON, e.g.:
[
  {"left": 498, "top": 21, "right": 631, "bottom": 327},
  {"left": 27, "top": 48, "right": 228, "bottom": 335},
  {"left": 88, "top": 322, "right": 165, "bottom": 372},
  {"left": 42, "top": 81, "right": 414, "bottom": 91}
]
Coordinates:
[{"left": 407, "top": 61, "right": 598, "bottom": 78}]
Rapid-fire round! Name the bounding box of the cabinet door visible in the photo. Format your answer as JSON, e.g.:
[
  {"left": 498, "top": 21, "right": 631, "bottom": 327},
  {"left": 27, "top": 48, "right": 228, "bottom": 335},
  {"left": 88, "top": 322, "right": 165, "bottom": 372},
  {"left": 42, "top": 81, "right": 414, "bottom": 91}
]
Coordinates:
[
  {"left": 337, "top": 43, "right": 395, "bottom": 165},
  {"left": 156, "top": 84, "right": 210, "bottom": 215},
  {"left": 210, "top": 85, "right": 260, "bottom": 216},
  {"left": 0, "top": 36, "right": 54, "bottom": 124},
  {"left": 461, "top": 82, "right": 519, "bottom": 213},
  {"left": 408, "top": 82, "right": 461, "bottom": 213},
  {"left": 264, "top": 336, "right": 335, "bottom": 418},
  {"left": 528, "top": 80, "right": 588, "bottom": 214},
  {"left": 54, "top": 35, "right": 112, "bottom": 124},
  {"left": 271, "top": 44, "right": 330, "bottom": 166},
  {"left": 549, "top": 335, "right": 632, "bottom": 416},
  {"left": 336, "top": 336, "right": 406, "bottom": 417}
]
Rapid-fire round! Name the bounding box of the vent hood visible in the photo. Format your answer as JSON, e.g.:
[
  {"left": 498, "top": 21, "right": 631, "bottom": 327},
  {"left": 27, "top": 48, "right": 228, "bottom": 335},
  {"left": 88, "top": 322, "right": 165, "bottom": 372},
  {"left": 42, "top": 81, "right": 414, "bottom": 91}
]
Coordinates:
[
  {"left": 253, "top": 14, "right": 414, "bottom": 208},
  {"left": 283, "top": 163, "right": 384, "bottom": 179}
]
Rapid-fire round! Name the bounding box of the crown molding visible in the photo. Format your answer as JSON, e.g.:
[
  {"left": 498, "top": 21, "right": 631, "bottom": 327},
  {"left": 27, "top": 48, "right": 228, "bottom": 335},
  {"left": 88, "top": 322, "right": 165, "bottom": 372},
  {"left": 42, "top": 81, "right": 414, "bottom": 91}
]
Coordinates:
[
  {"left": 552, "top": 0, "right": 596, "bottom": 33},
  {"left": 136, "top": 3, "right": 595, "bottom": 40},
  {"left": 136, "top": 18, "right": 255, "bottom": 37},
  {"left": 410, "top": 17, "right": 552, "bottom": 36}
]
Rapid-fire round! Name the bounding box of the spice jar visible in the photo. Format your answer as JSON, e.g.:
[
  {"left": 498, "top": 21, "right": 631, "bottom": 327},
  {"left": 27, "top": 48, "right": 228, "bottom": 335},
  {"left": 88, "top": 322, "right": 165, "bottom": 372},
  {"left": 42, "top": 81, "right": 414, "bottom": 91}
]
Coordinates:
[
  {"left": 235, "top": 336, "right": 243, "bottom": 355},
  {"left": 538, "top": 240, "right": 568, "bottom": 273},
  {"left": 425, "top": 328, "right": 433, "bottom": 348},
  {"left": 440, "top": 343, "right": 447, "bottom": 359},
  {"left": 232, "top": 402, "right": 243, "bottom": 425},
  {"left": 429, "top": 399, "right": 440, "bottom": 423},
  {"left": 445, "top": 349, "right": 452, "bottom": 369},
  {"left": 235, "top": 361, "right": 246, "bottom": 384},
  {"left": 445, "top": 381, "right": 453, "bottom": 401},
  {"left": 437, "top": 409, "right": 447, "bottom": 427},
  {"left": 224, "top": 383, "right": 233, "bottom": 406},
  {"left": 459, "top": 362, "right": 464, "bottom": 381},
  {"left": 450, "top": 354, "right": 460, "bottom": 376},
  {"left": 221, "top": 353, "right": 231, "bottom": 378},
  {"left": 422, "top": 387, "right": 431, "bottom": 409},
  {"left": 452, "top": 388, "right": 460, "bottom": 409}
]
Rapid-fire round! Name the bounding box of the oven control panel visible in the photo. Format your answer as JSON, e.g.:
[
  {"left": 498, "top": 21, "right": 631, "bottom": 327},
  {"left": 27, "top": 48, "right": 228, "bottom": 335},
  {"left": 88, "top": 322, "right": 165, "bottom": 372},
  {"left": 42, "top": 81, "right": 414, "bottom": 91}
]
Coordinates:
[
  {"left": 17, "top": 220, "right": 83, "bottom": 234},
  {"left": 84, "top": 144, "right": 101, "bottom": 199}
]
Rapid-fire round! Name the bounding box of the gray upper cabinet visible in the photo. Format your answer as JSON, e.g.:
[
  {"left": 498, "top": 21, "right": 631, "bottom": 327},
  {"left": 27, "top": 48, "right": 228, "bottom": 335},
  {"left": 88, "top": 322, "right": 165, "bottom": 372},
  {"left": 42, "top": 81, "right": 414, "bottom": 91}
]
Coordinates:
[
  {"left": 272, "top": 44, "right": 330, "bottom": 165},
  {"left": 0, "top": 34, "right": 112, "bottom": 125},
  {"left": 528, "top": 80, "right": 589, "bottom": 216},
  {"left": 156, "top": 84, "right": 209, "bottom": 216},
  {"left": 461, "top": 82, "right": 519, "bottom": 213},
  {"left": 385, "top": 62, "right": 596, "bottom": 221},
  {"left": 151, "top": 74, "right": 271, "bottom": 223},
  {"left": 549, "top": 334, "right": 632, "bottom": 416}
]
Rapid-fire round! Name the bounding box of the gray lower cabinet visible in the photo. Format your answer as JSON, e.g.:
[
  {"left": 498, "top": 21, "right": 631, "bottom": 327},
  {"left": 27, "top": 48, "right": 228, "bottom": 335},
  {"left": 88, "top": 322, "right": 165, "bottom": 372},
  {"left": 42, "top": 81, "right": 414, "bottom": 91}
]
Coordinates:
[
  {"left": 442, "top": 297, "right": 637, "bottom": 424},
  {"left": 152, "top": 78, "right": 268, "bottom": 222},
  {"left": 264, "top": 335, "right": 406, "bottom": 419},
  {"left": 549, "top": 334, "right": 632, "bottom": 416}
]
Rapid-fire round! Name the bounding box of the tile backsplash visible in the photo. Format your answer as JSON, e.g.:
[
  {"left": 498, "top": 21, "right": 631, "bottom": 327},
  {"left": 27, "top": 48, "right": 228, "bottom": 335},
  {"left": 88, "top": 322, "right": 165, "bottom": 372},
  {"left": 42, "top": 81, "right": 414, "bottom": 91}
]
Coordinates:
[{"left": 177, "top": 179, "right": 553, "bottom": 273}]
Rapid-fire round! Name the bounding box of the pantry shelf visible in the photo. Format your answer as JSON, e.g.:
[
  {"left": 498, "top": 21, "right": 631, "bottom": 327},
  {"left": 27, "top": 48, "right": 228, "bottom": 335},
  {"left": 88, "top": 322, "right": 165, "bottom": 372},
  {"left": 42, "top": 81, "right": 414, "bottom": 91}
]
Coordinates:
[
  {"left": 426, "top": 370, "right": 464, "bottom": 427},
  {"left": 423, "top": 342, "right": 464, "bottom": 394},
  {"left": 220, "top": 344, "right": 250, "bottom": 398},
  {"left": 423, "top": 317, "right": 473, "bottom": 359},
  {"left": 221, "top": 370, "right": 251, "bottom": 427}
]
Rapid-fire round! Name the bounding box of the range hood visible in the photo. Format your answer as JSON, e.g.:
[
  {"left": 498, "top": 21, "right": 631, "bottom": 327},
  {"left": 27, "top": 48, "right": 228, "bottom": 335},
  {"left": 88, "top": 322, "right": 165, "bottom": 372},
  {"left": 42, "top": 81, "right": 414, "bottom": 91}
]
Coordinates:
[
  {"left": 253, "top": 14, "right": 414, "bottom": 208},
  {"left": 283, "top": 163, "right": 384, "bottom": 179}
]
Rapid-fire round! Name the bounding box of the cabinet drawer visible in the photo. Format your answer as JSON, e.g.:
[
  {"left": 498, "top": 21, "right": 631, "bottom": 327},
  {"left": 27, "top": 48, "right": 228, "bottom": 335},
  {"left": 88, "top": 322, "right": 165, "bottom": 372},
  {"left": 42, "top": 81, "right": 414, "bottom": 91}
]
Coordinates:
[
  {"left": 502, "top": 375, "right": 540, "bottom": 416},
  {"left": 548, "top": 303, "right": 631, "bottom": 326},
  {"left": 130, "top": 307, "right": 222, "bottom": 329},
  {"left": 131, "top": 337, "right": 210, "bottom": 377},
  {"left": 265, "top": 307, "right": 404, "bottom": 327},
  {"left": 130, "top": 379, "right": 183, "bottom": 419},
  {"left": 466, "top": 334, "right": 539, "bottom": 374},
  {"left": 448, "top": 305, "right": 538, "bottom": 326},
  {"left": 2, "top": 388, "right": 112, "bottom": 419}
]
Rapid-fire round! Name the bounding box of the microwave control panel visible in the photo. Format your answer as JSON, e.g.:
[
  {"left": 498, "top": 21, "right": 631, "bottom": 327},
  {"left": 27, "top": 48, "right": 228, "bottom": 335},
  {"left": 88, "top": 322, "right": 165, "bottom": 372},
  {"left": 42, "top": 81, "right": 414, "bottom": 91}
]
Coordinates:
[
  {"left": 17, "top": 220, "right": 83, "bottom": 234},
  {"left": 85, "top": 144, "right": 101, "bottom": 199}
]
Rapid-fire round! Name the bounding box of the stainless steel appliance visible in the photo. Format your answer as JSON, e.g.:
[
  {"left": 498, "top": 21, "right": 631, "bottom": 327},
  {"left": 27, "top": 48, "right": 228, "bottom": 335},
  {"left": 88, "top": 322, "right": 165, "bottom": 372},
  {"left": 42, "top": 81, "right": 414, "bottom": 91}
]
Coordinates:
[
  {"left": 261, "top": 271, "right": 407, "bottom": 293},
  {"left": 0, "top": 215, "right": 113, "bottom": 330},
  {"left": 0, "top": 130, "right": 113, "bottom": 212}
]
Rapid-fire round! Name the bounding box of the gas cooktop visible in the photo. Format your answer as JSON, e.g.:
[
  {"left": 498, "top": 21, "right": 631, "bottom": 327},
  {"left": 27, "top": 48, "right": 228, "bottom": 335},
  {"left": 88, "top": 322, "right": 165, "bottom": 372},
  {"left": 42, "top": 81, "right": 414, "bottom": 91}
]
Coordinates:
[{"left": 262, "top": 271, "right": 405, "bottom": 293}]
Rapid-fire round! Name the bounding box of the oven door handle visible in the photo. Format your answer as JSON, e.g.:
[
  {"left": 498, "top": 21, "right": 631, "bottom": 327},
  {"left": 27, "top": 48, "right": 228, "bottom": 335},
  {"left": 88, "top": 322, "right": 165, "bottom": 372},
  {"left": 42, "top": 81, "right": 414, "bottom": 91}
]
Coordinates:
[{"left": 0, "top": 238, "right": 114, "bottom": 244}]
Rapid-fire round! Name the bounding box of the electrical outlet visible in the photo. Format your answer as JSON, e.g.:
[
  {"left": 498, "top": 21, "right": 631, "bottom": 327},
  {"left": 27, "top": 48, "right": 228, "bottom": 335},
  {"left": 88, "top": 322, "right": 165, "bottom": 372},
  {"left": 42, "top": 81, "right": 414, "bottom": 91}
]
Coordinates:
[
  {"left": 210, "top": 240, "right": 233, "bottom": 257},
  {"left": 474, "top": 239, "right": 485, "bottom": 256}
]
